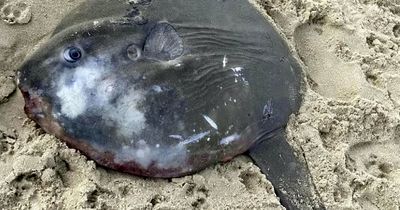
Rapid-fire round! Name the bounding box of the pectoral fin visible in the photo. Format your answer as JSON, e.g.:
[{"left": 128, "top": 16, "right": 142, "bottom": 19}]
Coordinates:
[{"left": 144, "top": 23, "right": 184, "bottom": 61}]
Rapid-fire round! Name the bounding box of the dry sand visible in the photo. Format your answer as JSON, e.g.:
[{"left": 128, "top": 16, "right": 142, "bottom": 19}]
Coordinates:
[{"left": 1, "top": 0, "right": 400, "bottom": 209}]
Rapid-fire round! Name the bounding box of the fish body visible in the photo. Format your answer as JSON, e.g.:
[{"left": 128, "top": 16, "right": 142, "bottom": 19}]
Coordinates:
[
  {"left": 18, "top": 1, "right": 324, "bottom": 209},
  {"left": 19, "top": 0, "right": 301, "bottom": 177}
]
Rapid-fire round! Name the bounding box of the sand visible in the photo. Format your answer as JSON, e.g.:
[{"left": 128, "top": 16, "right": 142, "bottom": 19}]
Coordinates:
[{"left": 1, "top": 0, "right": 400, "bottom": 209}]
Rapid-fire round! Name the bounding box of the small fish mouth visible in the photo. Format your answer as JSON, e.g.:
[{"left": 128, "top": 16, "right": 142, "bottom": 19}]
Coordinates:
[{"left": 19, "top": 87, "right": 46, "bottom": 121}]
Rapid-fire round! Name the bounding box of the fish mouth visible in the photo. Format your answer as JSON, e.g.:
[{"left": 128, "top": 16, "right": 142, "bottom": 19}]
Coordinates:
[
  {"left": 19, "top": 85, "right": 67, "bottom": 143},
  {"left": 19, "top": 86, "right": 46, "bottom": 121},
  {"left": 17, "top": 60, "right": 51, "bottom": 122}
]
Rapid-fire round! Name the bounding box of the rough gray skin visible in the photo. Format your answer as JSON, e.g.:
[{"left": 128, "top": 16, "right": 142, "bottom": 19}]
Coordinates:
[{"left": 18, "top": 0, "right": 324, "bottom": 209}]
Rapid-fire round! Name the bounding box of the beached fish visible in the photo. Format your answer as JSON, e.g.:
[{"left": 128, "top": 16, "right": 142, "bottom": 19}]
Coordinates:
[{"left": 18, "top": 0, "right": 324, "bottom": 209}]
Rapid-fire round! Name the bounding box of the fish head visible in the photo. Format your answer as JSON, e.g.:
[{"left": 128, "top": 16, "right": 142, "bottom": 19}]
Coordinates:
[{"left": 18, "top": 19, "right": 184, "bottom": 123}]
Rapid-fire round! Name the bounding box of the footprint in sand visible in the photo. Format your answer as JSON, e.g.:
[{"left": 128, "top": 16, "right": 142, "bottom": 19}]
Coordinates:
[
  {"left": 345, "top": 141, "right": 400, "bottom": 180},
  {"left": 294, "top": 24, "right": 386, "bottom": 102},
  {"left": 0, "top": 0, "right": 31, "bottom": 25}
]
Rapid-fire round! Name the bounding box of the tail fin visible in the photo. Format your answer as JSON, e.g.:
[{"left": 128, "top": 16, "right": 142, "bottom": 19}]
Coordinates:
[{"left": 248, "top": 132, "right": 325, "bottom": 210}]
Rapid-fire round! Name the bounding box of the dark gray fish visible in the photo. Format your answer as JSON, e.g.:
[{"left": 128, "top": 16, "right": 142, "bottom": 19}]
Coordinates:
[{"left": 18, "top": 0, "right": 324, "bottom": 209}]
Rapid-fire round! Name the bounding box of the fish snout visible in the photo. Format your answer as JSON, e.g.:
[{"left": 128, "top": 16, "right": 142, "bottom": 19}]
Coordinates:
[{"left": 19, "top": 87, "right": 48, "bottom": 121}]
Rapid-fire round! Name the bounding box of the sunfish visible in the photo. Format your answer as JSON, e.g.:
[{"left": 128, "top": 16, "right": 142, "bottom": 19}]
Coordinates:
[{"left": 18, "top": 0, "right": 324, "bottom": 209}]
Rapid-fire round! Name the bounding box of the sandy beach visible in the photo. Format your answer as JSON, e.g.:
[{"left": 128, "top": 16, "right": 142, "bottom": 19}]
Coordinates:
[{"left": 1, "top": 0, "right": 400, "bottom": 209}]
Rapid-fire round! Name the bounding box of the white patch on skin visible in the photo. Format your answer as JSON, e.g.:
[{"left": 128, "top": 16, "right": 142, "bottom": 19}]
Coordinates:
[
  {"left": 52, "top": 112, "right": 62, "bottom": 119},
  {"left": 231, "top": 67, "right": 243, "bottom": 75},
  {"left": 56, "top": 61, "right": 104, "bottom": 118},
  {"left": 134, "top": 140, "right": 152, "bottom": 168},
  {"left": 163, "top": 58, "right": 182, "bottom": 68},
  {"left": 169, "top": 135, "right": 184, "bottom": 140},
  {"left": 263, "top": 100, "right": 273, "bottom": 117},
  {"left": 116, "top": 140, "right": 188, "bottom": 169},
  {"left": 202, "top": 115, "right": 218, "bottom": 130},
  {"left": 220, "top": 133, "right": 241, "bottom": 145},
  {"left": 231, "top": 67, "right": 249, "bottom": 85},
  {"left": 152, "top": 85, "right": 163, "bottom": 93},
  {"left": 223, "top": 55, "right": 228, "bottom": 68},
  {"left": 56, "top": 58, "right": 146, "bottom": 137},
  {"left": 103, "top": 88, "right": 146, "bottom": 137},
  {"left": 96, "top": 78, "right": 117, "bottom": 104},
  {"left": 180, "top": 131, "right": 210, "bottom": 145},
  {"left": 56, "top": 85, "right": 86, "bottom": 118}
]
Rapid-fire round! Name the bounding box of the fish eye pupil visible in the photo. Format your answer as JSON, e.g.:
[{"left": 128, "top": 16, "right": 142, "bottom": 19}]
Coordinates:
[
  {"left": 64, "top": 47, "right": 82, "bottom": 62},
  {"left": 70, "top": 49, "right": 81, "bottom": 59}
]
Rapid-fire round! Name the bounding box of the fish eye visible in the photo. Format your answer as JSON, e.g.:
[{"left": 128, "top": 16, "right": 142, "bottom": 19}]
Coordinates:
[
  {"left": 127, "top": 44, "right": 141, "bottom": 61},
  {"left": 64, "top": 47, "right": 82, "bottom": 63}
]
